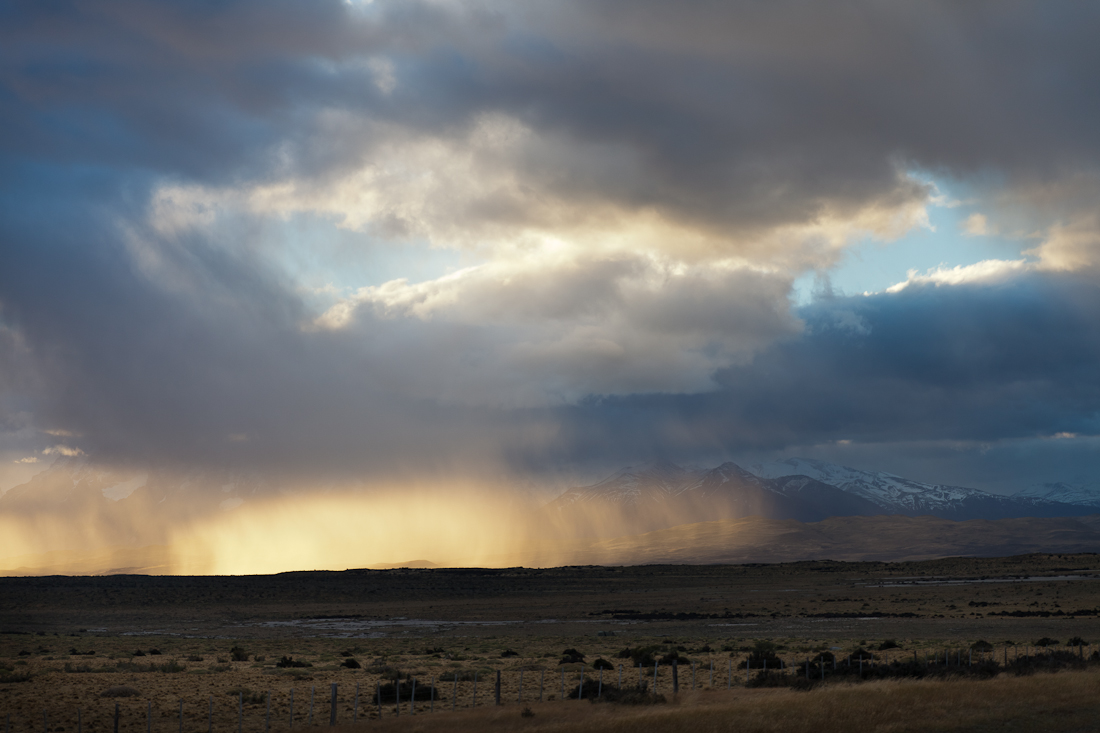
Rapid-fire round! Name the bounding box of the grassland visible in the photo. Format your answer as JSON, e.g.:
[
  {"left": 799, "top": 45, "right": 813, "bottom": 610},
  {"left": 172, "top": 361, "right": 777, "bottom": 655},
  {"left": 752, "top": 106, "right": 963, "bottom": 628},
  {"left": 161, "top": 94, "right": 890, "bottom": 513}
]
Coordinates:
[{"left": 3, "top": 553, "right": 1100, "bottom": 731}]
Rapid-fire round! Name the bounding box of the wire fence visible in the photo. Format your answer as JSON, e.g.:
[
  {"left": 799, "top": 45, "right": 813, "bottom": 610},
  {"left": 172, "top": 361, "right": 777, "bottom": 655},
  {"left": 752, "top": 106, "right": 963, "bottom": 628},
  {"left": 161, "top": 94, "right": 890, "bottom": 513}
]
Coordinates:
[{"left": 3, "top": 645, "right": 1096, "bottom": 732}]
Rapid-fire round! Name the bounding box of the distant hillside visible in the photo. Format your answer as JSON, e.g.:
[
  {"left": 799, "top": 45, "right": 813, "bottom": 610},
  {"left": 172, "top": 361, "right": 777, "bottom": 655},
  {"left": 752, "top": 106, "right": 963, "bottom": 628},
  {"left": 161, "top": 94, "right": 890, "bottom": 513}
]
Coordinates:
[
  {"left": 544, "top": 459, "right": 1095, "bottom": 538},
  {"left": 572, "top": 513, "right": 1100, "bottom": 565}
]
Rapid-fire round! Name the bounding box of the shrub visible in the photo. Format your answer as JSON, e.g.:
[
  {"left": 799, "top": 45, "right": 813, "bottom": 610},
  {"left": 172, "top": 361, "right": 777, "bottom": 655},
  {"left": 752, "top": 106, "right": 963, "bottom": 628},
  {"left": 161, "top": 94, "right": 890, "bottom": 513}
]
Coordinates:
[
  {"left": 186, "top": 655, "right": 204, "bottom": 662},
  {"left": 501, "top": 649, "right": 519, "bottom": 658},
  {"left": 376, "top": 679, "right": 435, "bottom": 701},
  {"left": 1034, "top": 638, "right": 1059, "bottom": 648},
  {"left": 560, "top": 648, "right": 585, "bottom": 664},
  {"left": 149, "top": 649, "right": 162, "bottom": 655},
  {"left": 616, "top": 646, "right": 661, "bottom": 667},
  {"left": 592, "top": 658, "right": 614, "bottom": 670},
  {"left": 0, "top": 669, "right": 32, "bottom": 683},
  {"left": 341, "top": 658, "right": 361, "bottom": 669},
  {"left": 230, "top": 646, "right": 248, "bottom": 662},
  {"left": 659, "top": 650, "right": 691, "bottom": 665},
  {"left": 520, "top": 706, "right": 535, "bottom": 718},
  {"left": 878, "top": 640, "right": 900, "bottom": 651},
  {"left": 580, "top": 682, "right": 666, "bottom": 705},
  {"left": 971, "top": 640, "right": 994, "bottom": 652},
  {"left": 132, "top": 649, "right": 146, "bottom": 657},
  {"left": 227, "top": 688, "right": 266, "bottom": 704},
  {"left": 1068, "top": 637, "right": 1089, "bottom": 647},
  {"left": 275, "top": 656, "right": 312, "bottom": 669}
]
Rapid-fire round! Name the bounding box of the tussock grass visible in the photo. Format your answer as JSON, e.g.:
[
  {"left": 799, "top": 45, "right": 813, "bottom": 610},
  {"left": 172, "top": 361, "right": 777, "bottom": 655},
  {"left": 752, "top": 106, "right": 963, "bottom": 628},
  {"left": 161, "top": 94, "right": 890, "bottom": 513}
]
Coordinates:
[{"left": 340, "top": 669, "right": 1100, "bottom": 732}]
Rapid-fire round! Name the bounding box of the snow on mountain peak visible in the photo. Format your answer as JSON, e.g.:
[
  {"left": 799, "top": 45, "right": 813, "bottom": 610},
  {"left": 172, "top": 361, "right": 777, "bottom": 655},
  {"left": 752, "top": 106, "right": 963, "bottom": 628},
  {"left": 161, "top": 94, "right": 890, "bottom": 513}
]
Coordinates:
[{"left": 750, "top": 457, "right": 990, "bottom": 511}]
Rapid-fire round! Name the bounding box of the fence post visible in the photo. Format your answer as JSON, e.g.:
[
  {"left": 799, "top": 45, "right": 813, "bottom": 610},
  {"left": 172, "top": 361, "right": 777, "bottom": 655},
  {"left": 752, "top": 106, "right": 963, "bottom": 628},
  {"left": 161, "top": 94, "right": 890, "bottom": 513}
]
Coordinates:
[
  {"left": 820, "top": 656, "right": 824, "bottom": 682},
  {"left": 473, "top": 671, "right": 478, "bottom": 708},
  {"left": 309, "top": 686, "right": 315, "bottom": 726},
  {"left": 518, "top": 670, "right": 523, "bottom": 703},
  {"left": 561, "top": 668, "right": 565, "bottom": 701},
  {"left": 411, "top": 679, "right": 416, "bottom": 715},
  {"left": 238, "top": 691, "right": 243, "bottom": 733},
  {"left": 618, "top": 664, "right": 622, "bottom": 690},
  {"left": 330, "top": 683, "right": 337, "bottom": 726},
  {"left": 578, "top": 665, "right": 585, "bottom": 700},
  {"left": 376, "top": 682, "right": 381, "bottom": 718},
  {"left": 540, "top": 670, "right": 545, "bottom": 702},
  {"left": 692, "top": 661, "right": 696, "bottom": 690},
  {"left": 452, "top": 676, "right": 457, "bottom": 712},
  {"left": 653, "top": 661, "right": 658, "bottom": 692},
  {"left": 598, "top": 668, "right": 603, "bottom": 699},
  {"left": 352, "top": 684, "right": 358, "bottom": 723},
  {"left": 79, "top": 708, "right": 83, "bottom": 733},
  {"left": 495, "top": 671, "right": 501, "bottom": 706},
  {"left": 728, "top": 658, "right": 731, "bottom": 689},
  {"left": 267, "top": 691, "right": 272, "bottom": 730},
  {"left": 43, "top": 711, "right": 47, "bottom": 733},
  {"left": 149, "top": 701, "right": 153, "bottom": 733},
  {"left": 207, "top": 697, "right": 212, "bottom": 733},
  {"left": 429, "top": 678, "right": 434, "bottom": 713},
  {"left": 395, "top": 678, "right": 400, "bottom": 718},
  {"left": 672, "top": 659, "right": 679, "bottom": 694},
  {"left": 116, "top": 702, "right": 121, "bottom": 733},
  {"left": 710, "top": 659, "right": 713, "bottom": 688},
  {"left": 290, "top": 689, "right": 295, "bottom": 728}
]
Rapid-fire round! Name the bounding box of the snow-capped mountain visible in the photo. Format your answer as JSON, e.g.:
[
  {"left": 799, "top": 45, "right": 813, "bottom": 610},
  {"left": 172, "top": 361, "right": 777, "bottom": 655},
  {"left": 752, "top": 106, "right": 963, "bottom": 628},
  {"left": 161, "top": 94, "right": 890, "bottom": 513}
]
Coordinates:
[
  {"left": 750, "top": 457, "right": 1094, "bottom": 520},
  {"left": 543, "top": 459, "right": 883, "bottom": 537},
  {"left": 545, "top": 457, "right": 1098, "bottom": 538},
  {"left": 1015, "top": 482, "right": 1100, "bottom": 508}
]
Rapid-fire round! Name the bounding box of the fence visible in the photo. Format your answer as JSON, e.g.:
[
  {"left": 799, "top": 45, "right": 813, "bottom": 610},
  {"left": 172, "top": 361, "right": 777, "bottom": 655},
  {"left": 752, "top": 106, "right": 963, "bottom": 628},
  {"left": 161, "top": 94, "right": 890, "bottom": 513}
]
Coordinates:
[{"left": 3, "top": 645, "right": 1095, "bottom": 732}]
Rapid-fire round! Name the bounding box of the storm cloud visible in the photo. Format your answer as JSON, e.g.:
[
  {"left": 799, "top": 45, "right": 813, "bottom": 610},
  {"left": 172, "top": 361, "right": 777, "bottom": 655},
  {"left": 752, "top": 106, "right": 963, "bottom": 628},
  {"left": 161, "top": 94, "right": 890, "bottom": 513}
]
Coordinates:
[{"left": 2, "top": 0, "right": 1100, "bottom": 489}]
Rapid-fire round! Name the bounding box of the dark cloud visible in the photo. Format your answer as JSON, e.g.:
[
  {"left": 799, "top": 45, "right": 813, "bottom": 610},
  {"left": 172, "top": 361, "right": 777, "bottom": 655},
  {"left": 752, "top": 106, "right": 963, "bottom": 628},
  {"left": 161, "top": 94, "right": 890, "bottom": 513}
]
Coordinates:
[
  {"left": 2, "top": 0, "right": 1100, "bottom": 486},
  {"left": 548, "top": 271, "right": 1100, "bottom": 468}
]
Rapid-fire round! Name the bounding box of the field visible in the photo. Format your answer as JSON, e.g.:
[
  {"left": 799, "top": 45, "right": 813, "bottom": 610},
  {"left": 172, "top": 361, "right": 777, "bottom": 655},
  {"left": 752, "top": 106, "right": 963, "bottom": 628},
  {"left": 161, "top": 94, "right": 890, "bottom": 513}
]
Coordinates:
[{"left": 4, "top": 553, "right": 1100, "bottom": 731}]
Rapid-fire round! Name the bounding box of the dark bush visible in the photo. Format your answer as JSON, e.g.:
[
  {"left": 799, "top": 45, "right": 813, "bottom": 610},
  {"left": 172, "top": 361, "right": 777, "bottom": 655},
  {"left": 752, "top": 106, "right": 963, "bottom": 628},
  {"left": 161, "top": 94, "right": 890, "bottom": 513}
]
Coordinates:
[
  {"left": 377, "top": 678, "right": 436, "bottom": 702},
  {"left": 878, "top": 640, "right": 900, "bottom": 651},
  {"left": 1034, "top": 637, "right": 1059, "bottom": 648},
  {"left": 1068, "top": 637, "right": 1089, "bottom": 647},
  {"left": 581, "top": 682, "right": 666, "bottom": 705},
  {"left": 971, "top": 640, "right": 994, "bottom": 652},
  {"left": 132, "top": 650, "right": 146, "bottom": 657},
  {"left": 275, "top": 656, "right": 312, "bottom": 669},
  {"left": 149, "top": 649, "right": 162, "bottom": 655},
  {"left": 227, "top": 688, "right": 265, "bottom": 705},
  {"left": 738, "top": 644, "right": 782, "bottom": 670},
  {"left": 616, "top": 646, "right": 661, "bottom": 667},
  {"left": 341, "top": 658, "right": 361, "bottom": 669},
  {"left": 560, "top": 648, "right": 585, "bottom": 664},
  {"left": 659, "top": 650, "right": 691, "bottom": 666},
  {"left": 592, "top": 658, "right": 614, "bottom": 670},
  {"left": 230, "top": 646, "right": 248, "bottom": 662},
  {"left": 501, "top": 649, "right": 519, "bottom": 658}
]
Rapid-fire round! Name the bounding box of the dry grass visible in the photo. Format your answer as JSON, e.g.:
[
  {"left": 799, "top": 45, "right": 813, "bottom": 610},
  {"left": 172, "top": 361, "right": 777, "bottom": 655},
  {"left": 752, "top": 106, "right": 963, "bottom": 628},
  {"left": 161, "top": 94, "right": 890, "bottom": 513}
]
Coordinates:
[{"left": 347, "top": 670, "right": 1100, "bottom": 733}]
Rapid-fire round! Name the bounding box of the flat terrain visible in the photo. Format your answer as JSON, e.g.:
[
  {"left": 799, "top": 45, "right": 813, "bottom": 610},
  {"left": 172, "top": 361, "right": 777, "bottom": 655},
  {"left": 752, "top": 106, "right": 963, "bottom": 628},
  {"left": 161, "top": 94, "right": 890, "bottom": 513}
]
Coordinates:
[{"left": 4, "top": 554, "right": 1100, "bottom": 731}]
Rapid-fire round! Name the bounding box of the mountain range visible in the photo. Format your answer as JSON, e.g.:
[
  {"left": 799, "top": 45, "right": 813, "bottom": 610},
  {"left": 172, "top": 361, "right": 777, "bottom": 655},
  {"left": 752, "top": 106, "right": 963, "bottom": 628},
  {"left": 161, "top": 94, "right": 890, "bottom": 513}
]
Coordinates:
[
  {"left": 544, "top": 458, "right": 1100, "bottom": 538},
  {"left": 3, "top": 456, "right": 1100, "bottom": 573}
]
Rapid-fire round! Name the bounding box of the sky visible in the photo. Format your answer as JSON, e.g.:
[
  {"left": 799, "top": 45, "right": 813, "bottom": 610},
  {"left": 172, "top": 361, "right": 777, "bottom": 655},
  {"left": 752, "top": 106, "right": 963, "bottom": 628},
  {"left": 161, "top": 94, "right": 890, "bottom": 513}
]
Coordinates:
[{"left": 3, "top": 0, "right": 1100, "bottom": 497}]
